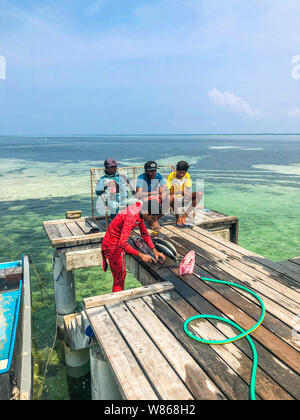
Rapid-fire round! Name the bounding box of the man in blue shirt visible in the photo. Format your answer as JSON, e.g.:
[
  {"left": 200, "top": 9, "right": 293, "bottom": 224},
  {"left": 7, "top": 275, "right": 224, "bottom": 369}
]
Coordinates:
[
  {"left": 136, "top": 161, "right": 168, "bottom": 230},
  {"left": 136, "top": 161, "right": 166, "bottom": 199},
  {"left": 96, "top": 158, "right": 137, "bottom": 221}
]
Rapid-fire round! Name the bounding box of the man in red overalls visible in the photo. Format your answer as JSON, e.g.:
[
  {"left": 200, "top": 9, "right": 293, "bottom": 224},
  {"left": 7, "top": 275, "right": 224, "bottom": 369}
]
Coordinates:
[{"left": 101, "top": 200, "right": 166, "bottom": 292}]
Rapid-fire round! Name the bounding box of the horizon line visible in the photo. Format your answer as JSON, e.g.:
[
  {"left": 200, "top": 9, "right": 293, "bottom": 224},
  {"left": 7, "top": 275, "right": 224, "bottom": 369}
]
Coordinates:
[{"left": 1, "top": 132, "right": 300, "bottom": 137}]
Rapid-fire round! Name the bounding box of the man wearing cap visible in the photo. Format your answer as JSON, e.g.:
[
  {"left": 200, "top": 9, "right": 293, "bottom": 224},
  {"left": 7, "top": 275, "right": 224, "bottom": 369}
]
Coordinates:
[
  {"left": 136, "top": 161, "right": 166, "bottom": 200},
  {"left": 136, "top": 161, "right": 168, "bottom": 230},
  {"left": 96, "top": 158, "right": 136, "bottom": 221}
]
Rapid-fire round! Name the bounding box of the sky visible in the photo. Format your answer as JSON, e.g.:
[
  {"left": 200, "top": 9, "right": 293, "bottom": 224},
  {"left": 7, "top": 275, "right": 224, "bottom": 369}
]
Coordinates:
[{"left": 0, "top": 0, "right": 300, "bottom": 135}]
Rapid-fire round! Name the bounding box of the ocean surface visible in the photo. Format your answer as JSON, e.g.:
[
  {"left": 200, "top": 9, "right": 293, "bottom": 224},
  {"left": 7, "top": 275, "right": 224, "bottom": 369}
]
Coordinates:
[{"left": 0, "top": 134, "right": 300, "bottom": 399}]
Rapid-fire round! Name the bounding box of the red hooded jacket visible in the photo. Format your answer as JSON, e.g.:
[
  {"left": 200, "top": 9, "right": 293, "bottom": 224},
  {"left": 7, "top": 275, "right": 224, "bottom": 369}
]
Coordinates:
[{"left": 101, "top": 202, "right": 154, "bottom": 256}]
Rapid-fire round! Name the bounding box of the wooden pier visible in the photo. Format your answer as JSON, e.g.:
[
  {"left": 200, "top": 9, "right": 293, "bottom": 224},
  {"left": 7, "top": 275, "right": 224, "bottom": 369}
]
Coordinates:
[{"left": 43, "top": 210, "right": 300, "bottom": 400}]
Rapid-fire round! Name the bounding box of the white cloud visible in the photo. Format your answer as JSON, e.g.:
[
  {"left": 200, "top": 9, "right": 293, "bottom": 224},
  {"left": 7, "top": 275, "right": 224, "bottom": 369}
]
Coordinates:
[
  {"left": 288, "top": 107, "right": 300, "bottom": 118},
  {"left": 208, "top": 88, "right": 264, "bottom": 118}
]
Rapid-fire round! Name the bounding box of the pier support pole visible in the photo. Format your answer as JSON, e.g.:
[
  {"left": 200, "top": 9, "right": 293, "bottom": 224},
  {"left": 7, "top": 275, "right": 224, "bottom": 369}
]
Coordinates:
[
  {"left": 64, "top": 344, "right": 90, "bottom": 378},
  {"left": 53, "top": 250, "right": 76, "bottom": 334},
  {"left": 90, "top": 345, "right": 122, "bottom": 400}
]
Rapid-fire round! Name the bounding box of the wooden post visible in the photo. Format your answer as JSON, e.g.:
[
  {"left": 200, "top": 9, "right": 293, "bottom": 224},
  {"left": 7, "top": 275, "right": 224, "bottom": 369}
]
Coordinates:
[
  {"left": 64, "top": 344, "right": 90, "bottom": 378},
  {"left": 90, "top": 345, "right": 122, "bottom": 400},
  {"left": 53, "top": 250, "right": 76, "bottom": 333},
  {"left": 19, "top": 256, "right": 33, "bottom": 400}
]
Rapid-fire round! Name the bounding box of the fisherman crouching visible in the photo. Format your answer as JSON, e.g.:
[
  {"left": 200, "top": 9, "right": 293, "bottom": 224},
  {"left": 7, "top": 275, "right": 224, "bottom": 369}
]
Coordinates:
[
  {"left": 136, "top": 161, "right": 169, "bottom": 231},
  {"left": 167, "top": 161, "right": 202, "bottom": 227},
  {"left": 96, "top": 158, "right": 136, "bottom": 222},
  {"left": 101, "top": 200, "right": 166, "bottom": 293}
]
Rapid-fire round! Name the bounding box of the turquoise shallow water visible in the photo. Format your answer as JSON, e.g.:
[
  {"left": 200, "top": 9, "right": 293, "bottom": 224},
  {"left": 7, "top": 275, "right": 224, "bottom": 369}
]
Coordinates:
[{"left": 0, "top": 134, "right": 299, "bottom": 399}]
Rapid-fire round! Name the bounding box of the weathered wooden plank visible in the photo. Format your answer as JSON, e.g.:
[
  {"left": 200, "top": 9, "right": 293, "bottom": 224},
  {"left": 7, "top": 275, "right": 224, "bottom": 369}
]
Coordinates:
[
  {"left": 288, "top": 257, "right": 300, "bottom": 266},
  {"left": 58, "top": 242, "right": 101, "bottom": 255},
  {"left": 199, "top": 215, "right": 238, "bottom": 224},
  {"left": 157, "top": 289, "right": 294, "bottom": 400},
  {"left": 43, "top": 222, "right": 61, "bottom": 243},
  {"left": 141, "top": 292, "right": 251, "bottom": 400},
  {"left": 191, "top": 225, "right": 300, "bottom": 288},
  {"left": 83, "top": 281, "right": 174, "bottom": 309},
  {"left": 107, "top": 301, "right": 193, "bottom": 400},
  {"left": 51, "top": 232, "right": 105, "bottom": 248},
  {"left": 153, "top": 275, "right": 300, "bottom": 399},
  {"left": 65, "top": 248, "right": 103, "bottom": 271},
  {"left": 136, "top": 246, "right": 300, "bottom": 377},
  {"left": 66, "top": 222, "right": 92, "bottom": 246},
  {"left": 194, "top": 258, "right": 299, "bottom": 352},
  {"left": 132, "top": 228, "right": 299, "bottom": 351},
  {"left": 44, "top": 217, "right": 86, "bottom": 225},
  {"left": 126, "top": 297, "right": 226, "bottom": 400},
  {"left": 277, "top": 260, "right": 300, "bottom": 275},
  {"left": 161, "top": 227, "right": 300, "bottom": 329},
  {"left": 86, "top": 306, "right": 158, "bottom": 400},
  {"left": 193, "top": 268, "right": 300, "bottom": 352},
  {"left": 179, "top": 225, "right": 300, "bottom": 300},
  {"left": 173, "top": 270, "right": 300, "bottom": 374},
  {"left": 77, "top": 220, "right": 107, "bottom": 244},
  {"left": 55, "top": 223, "right": 74, "bottom": 239},
  {"left": 189, "top": 254, "right": 299, "bottom": 330},
  {"left": 207, "top": 228, "right": 230, "bottom": 242},
  {"left": 67, "top": 221, "right": 85, "bottom": 236},
  {"left": 163, "top": 225, "right": 300, "bottom": 314},
  {"left": 86, "top": 218, "right": 106, "bottom": 232}
]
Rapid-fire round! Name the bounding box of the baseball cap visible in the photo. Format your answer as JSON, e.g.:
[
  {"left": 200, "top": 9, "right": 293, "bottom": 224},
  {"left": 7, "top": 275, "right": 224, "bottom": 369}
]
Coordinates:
[
  {"left": 104, "top": 158, "right": 118, "bottom": 167},
  {"left": 144, "top": 161, "right": 158, "bottom": 171}
]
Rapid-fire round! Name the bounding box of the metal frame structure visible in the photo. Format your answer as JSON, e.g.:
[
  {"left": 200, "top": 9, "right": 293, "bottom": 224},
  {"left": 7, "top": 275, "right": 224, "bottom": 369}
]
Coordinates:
[{"left": 90, "top": 165, "right": 175, "bottom": 226}]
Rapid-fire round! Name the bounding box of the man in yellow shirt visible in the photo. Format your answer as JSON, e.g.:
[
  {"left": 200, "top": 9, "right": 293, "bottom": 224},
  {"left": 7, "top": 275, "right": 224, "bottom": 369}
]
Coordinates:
[{"left": 167, "top": 161, "right": 202, "bottom": 227}]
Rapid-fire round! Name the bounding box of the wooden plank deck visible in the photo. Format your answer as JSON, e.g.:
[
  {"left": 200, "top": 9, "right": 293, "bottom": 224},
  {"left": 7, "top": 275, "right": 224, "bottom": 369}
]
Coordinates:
[
  {"left": 85, "top": 284, "right": 226, "bottom": 400},
  {"left": 82, "top": 220, "right": 300, "bottom": 400},
  {"left": 277, "top": 258, "right": 300, "bottom": 282},
  {"left": 45, "top": 210, "right": 300, "bottom": 400},
  {"left": 43, "top": 208, "right": 238, "bottom": 249}
]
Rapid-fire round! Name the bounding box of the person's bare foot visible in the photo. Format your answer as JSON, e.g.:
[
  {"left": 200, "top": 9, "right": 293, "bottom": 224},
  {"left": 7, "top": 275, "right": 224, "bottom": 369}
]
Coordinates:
[
  {"left": 176, "top": 215, "right": 184, "bottom": 226},
  {"left": 150, "top": 221, "right": 161, "bottom": 231}
]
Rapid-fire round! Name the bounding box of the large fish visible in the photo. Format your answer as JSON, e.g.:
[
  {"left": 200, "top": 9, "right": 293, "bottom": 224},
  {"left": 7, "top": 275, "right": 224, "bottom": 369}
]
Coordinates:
[
  {"left": 133, "top": 236, "right": 156, "bottom": 259},
  {"left": 154, "top": 237, "right": 178, "bottom": 259},
  {"left": 154, "top": 242, "right": 178, "bottom": 262}
]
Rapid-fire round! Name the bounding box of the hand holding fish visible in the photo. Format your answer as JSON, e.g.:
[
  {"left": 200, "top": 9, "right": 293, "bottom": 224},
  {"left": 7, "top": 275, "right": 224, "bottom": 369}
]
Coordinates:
[
  {"left": 153, "top": 248, "right": 166, "bottom": 262},
  {"left": 138, "top": 252, "right": 157, "bottom": 264}
]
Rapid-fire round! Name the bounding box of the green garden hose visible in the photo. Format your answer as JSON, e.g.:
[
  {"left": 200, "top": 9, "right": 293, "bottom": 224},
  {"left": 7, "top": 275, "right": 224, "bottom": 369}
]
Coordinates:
[{"left": 183, "top": 275, "right": 266, "bottom": 401}]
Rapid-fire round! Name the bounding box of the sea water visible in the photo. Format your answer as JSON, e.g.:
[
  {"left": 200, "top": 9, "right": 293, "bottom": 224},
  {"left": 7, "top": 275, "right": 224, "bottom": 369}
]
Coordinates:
[{"left": 0, "top": 134, "right": 299, "bottom": 399}]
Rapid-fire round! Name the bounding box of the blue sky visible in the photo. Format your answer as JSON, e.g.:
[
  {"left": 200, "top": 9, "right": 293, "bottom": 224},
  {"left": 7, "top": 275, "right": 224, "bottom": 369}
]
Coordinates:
[{"left": 0, "top": 0, "right": 300, "bottom": 135}]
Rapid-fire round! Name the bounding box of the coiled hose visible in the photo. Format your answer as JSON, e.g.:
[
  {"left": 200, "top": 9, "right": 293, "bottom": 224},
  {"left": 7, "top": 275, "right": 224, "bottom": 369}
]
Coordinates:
[{"left": 183, "top": 275, "right": 266, "bottom": 400}]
